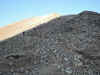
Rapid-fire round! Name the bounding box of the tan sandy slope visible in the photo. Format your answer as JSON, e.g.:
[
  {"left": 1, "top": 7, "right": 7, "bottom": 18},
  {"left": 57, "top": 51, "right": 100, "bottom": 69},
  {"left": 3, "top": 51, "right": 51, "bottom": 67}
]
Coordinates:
[{"left": 0, "top": 13, "right": 60, "bottom": 41}]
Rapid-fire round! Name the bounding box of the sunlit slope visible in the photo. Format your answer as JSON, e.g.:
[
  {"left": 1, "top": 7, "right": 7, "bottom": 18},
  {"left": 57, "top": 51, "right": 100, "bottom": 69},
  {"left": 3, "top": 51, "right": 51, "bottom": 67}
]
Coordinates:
[{"left": 0, "top": 13, "right": 60, "bottom": 41}]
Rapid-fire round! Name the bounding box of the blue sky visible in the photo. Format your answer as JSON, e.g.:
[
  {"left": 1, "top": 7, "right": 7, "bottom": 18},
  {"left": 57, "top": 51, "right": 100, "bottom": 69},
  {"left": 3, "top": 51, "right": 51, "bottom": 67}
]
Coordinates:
[{"left": 0, "top": 0, "right": 100, "bottom": 27}]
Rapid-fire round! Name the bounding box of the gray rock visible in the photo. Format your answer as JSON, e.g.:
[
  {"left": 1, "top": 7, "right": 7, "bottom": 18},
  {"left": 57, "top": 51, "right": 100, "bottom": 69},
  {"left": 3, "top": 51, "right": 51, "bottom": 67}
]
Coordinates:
[{"left": 0, "top": 11, "right": 100, "bottom": 75}]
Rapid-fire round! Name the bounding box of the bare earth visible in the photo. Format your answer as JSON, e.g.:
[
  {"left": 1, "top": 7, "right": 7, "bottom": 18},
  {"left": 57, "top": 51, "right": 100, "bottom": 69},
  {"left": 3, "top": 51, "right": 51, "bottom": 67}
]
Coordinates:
[{"left": 0, "top": 13, "right": 60, "bottom": 41}]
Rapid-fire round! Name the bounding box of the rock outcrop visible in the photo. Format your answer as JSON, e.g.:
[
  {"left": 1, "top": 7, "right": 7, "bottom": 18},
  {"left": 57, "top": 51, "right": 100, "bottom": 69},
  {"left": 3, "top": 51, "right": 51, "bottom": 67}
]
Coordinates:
[{"left": 0, "top": 11, "right": 100, "bottom": 75}]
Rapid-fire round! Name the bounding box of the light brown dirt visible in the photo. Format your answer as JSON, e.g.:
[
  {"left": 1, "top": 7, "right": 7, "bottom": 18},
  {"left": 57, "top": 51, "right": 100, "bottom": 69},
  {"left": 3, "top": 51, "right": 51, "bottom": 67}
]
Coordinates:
[{"left": 0, "top": 13, "right": 60, "bottom": 41}]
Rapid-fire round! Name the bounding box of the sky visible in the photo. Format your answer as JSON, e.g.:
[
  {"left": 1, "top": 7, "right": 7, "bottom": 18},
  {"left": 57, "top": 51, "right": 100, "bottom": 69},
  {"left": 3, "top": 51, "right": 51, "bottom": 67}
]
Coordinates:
[{"left": 0, "top": 0, "right": 100, "bottom": 27}]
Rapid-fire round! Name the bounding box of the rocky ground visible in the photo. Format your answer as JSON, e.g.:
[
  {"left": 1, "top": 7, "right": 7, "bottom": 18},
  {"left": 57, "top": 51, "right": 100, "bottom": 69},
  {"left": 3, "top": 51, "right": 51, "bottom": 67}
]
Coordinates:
[{"left": 0, "top": 11, "right": 100, "bottom": 75}]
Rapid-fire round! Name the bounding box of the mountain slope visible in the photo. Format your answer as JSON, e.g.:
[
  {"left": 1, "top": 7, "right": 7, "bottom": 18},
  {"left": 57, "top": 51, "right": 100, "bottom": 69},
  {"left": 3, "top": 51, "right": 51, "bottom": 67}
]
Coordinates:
[
  {"left": 0, "top": 11, "right": 100, "bottom": 75},
  {"left": 0, "top": 13, "right": 60, "bottom": 41}
]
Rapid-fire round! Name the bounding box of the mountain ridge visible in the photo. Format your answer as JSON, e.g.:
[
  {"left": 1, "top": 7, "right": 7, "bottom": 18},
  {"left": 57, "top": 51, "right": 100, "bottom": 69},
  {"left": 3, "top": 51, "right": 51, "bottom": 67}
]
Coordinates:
[{"left": 0, "top": 13, "right": 60, "bottom": 41}]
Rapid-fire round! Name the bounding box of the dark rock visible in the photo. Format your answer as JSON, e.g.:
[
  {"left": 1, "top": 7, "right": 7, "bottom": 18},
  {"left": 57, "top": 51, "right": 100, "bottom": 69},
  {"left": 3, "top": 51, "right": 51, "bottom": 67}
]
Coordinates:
[{"left": 0, "top": 11, "right": 100, "bottom": 75}]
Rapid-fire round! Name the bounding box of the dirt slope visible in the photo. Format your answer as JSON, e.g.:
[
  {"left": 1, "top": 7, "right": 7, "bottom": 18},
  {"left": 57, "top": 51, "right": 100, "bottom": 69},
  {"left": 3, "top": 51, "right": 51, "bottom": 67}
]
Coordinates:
[{"left": 0, "top": 13, "right": 60, "bottom": 41}]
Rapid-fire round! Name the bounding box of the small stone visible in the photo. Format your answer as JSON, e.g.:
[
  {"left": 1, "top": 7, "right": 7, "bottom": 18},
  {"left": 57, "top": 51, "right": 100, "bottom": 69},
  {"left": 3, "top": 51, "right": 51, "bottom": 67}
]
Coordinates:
[
  {"left": 65, "top": 67, "right": 72, "bottom": 74},
  {"left": 64, "top": 57, "right": 69, "bottom": 61},
  {"left": 57, "top": 65, "right": 61, "bottom": 69}
]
